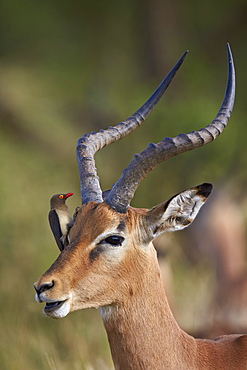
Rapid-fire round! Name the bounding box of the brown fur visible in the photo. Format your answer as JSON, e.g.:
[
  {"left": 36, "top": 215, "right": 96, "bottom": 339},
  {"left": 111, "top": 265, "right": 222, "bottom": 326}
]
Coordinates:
[{"left": 35, "top": 200, "right": 247, "bottom": 369}]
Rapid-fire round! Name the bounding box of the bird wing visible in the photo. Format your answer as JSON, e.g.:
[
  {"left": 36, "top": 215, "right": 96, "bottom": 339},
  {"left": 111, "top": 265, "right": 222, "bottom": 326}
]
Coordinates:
[{"left": 48, "top": 209, "right": 64, "bottom": 251}]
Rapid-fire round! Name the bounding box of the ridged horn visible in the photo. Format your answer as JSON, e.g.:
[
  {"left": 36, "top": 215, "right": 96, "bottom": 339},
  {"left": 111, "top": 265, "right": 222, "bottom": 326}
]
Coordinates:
[
  {"left": 105, "top": 43, "right": 235, "bottom": 213},
  {"left": 76, "top": 51, "right": 188, "bottom": 204}
]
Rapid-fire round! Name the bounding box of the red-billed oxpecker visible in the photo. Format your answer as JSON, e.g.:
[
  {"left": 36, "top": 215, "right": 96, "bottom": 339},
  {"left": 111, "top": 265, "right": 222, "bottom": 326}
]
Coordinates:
[{"left": 48, "top": 193, "right": 73, "bottom": 251}]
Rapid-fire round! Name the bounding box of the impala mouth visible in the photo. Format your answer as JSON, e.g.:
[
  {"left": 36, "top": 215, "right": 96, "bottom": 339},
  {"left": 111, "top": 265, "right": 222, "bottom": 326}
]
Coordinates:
[
  {"left": 44, "top": 300, "right": 65, "bottom": 311},
  {"left": 42, "top": 299, "right": 71, "bottom": 318}
]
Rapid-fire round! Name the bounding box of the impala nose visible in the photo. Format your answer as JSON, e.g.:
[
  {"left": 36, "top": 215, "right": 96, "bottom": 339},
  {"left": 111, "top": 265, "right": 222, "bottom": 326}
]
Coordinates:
[{"left": 34, "top": 281, "right": 54, "bottom": 295}]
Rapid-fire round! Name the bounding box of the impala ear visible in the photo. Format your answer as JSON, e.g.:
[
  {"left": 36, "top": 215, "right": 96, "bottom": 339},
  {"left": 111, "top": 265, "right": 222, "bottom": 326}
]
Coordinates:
[{"left": 146, "top": 183, "right": 212, "bottom": 238}]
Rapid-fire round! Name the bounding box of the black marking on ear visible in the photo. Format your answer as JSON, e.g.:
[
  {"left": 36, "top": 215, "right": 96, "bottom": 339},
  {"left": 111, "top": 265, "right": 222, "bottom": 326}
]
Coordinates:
[
  {"left": 196, "top": 183, "right": 212, "bottom": 198},
  {"left": 117, "top": 220, "right": 126, "bottom": 232},
  {"left": 89, "top": 245, "right": 104, "bottom": 262}
]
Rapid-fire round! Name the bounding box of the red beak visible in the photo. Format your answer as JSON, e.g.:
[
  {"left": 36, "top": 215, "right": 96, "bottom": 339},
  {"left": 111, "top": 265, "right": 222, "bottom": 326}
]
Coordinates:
[{"left": 65, "top": 193, "right": 74, "bottom": 199}]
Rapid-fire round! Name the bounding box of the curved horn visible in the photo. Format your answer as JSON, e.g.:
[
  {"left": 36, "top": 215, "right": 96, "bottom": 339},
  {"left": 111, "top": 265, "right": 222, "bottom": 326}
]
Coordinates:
[
  {"left": 106, "top": 43, "right": 235, "bottom": 213},
  {"left": 76, "top": 51, "right": 188, "bottom": 204}
]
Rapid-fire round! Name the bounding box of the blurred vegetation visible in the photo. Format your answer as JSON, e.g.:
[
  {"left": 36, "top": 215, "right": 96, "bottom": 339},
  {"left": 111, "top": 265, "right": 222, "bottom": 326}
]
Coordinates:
[{"left": 1, "top": 0, "right": 247, "bottom": 369}]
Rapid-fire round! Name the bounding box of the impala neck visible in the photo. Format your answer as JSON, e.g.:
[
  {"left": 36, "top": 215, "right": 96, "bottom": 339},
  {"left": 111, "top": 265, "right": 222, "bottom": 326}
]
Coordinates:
[{"left": 99, "top": 244, "right": 195, "bottom": 370}]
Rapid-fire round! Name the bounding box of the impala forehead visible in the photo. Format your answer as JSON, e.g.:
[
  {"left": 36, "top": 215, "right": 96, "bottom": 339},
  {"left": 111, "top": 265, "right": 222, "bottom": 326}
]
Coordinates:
[{"left": 70, "top": 202, "right": 130, "bottom": 245}]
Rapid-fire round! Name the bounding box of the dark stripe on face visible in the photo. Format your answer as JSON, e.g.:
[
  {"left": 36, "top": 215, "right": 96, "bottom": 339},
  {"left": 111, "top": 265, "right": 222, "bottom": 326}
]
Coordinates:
[{"left": 89, "top": 245, "right": 104, "bottom": 262}]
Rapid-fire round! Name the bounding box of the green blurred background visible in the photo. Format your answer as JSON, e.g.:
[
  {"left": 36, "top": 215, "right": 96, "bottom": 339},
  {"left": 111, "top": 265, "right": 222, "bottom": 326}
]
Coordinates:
[{"left": 1, "top": 0, "right": 247, "bottom": 369}]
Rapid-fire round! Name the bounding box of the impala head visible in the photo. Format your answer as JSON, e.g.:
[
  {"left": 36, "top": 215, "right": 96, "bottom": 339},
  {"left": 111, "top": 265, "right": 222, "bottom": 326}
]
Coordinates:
[{"left": 34, "top": 44, "right": 235, "bottom": 319}]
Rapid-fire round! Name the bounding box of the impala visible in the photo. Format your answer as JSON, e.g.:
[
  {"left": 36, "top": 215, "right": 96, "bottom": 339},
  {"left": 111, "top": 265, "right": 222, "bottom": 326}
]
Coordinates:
[{"left": 34, "top": 44, "right": 247, "bottom": 369}]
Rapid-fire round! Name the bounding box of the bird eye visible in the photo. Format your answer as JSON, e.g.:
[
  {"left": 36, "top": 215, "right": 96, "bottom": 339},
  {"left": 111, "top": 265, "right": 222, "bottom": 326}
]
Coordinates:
[
  {"left": 59, "top": 195, "right": 64, "bottom": 199},
  {"left": 103, "top": 235, "right": 124, "bottom": 247}
]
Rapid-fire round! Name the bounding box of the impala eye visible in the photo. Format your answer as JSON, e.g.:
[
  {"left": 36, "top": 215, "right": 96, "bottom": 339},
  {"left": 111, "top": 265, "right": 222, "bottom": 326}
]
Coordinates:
[{"left": 103, "top": 235, "right": 124, "bottom": 246}]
